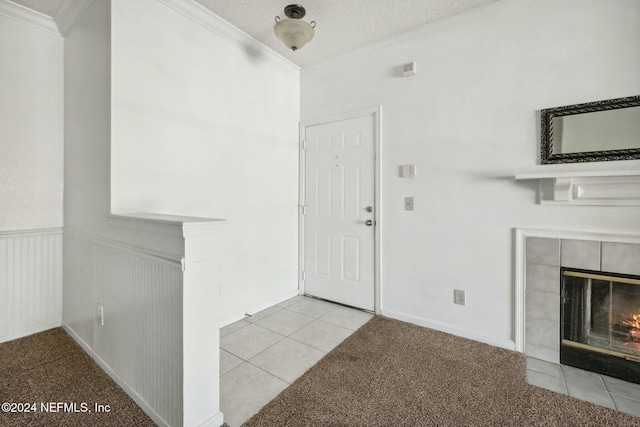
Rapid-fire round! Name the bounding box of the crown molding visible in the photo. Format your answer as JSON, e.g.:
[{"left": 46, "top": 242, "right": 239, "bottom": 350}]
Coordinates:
[
  {"left": 158, "top": 0, "right": 300, "bottom": 79},
  {"left": 54, "top": 0, "right": 91, "bottom": 35},
  {"left": 0, "top": 0, "right": 60, "bottom": 36}
]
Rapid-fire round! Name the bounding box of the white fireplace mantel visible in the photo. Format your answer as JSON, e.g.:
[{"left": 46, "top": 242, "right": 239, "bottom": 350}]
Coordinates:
[{"left": 515, "top": 169, "right": 640, "bottom": 206}]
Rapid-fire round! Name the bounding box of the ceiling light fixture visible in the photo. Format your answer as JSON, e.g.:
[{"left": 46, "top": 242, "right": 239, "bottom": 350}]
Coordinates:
[{"left": 274, "top": 4, "right": 316, "bottom": 51}]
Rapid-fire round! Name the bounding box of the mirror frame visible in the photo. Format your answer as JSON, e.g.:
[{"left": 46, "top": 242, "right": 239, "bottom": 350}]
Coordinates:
[{"left": 540, "top": 95, "right": 640, "bottom": 164}]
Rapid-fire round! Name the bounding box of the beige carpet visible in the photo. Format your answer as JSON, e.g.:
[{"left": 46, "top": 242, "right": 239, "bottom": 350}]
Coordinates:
[
  {"left": 243, "top": 316, "right": 640, "bottom": 427},
  {"left": 0, "top": 328, "right": 154, "bottom": 427}
]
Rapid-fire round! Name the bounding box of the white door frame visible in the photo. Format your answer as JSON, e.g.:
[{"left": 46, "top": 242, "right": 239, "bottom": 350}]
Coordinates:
[{"left": 298, "top": 106, "right": 382, "bottom": 314}]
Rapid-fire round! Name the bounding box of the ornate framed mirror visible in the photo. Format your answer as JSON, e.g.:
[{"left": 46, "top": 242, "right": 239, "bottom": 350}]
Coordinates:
[{"left": 541, "top": 95, "right": 640, "bottom": 164}]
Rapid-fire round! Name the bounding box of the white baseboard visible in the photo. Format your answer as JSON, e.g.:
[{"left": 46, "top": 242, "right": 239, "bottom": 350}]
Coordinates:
[
  {"left": 0, "top": 321, "right": 61, "bottom": 344},
  {"left": 62, "top": 323, "right": 170, "bottom": 427},
  {"left": 199, "top": 411, "right": 225, "bottom": 427},
  {"left": 220, "top": 288, "right": 300, "bottom": 327},
  {"left": 381, "top": 309, "right": 516, "bottom": 351}
]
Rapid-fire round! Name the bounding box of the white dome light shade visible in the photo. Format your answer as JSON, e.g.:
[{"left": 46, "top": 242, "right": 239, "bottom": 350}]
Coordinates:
[
  {"left": 274, "top": 4, "right": 315, "bottom": 51},
  {"left": 274, "top": 19, "right": 315, "bottom": 51}
]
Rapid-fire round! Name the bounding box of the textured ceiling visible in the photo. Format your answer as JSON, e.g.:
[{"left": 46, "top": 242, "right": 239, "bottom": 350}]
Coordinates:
[
  {"left": 10, "top": 0, "right": 498, "bottom": 67},
  {"left": 193, "top": 0, "right": 498, "bottom": 67}
]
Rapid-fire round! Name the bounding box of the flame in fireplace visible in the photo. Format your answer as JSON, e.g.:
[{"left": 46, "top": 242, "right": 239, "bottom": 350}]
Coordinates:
[{"left": 623, "top": 311, "right": 640, "bottom": 350}]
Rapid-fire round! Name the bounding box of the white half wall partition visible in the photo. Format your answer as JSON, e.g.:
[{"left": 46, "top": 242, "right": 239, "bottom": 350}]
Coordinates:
[
  {"left": 63, "top": 1, "right": 228, "bottom": 425},
  {"left": 64, "top": 213, "right": 226, "bottom": 427}
]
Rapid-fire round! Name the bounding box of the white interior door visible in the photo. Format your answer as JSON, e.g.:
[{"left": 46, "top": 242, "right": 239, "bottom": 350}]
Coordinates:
[{"left": 303, "top": 114, "right": 375, "bottom": 311}]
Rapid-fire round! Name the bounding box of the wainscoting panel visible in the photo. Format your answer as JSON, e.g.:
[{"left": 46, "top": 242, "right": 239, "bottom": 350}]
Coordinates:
[
  {"left": 93, "top": 244, "right": 183, "bottom": 427},
  {"left": 0, "top": 228, "right": 63, "bottom": 343},
  {"left": 62, "top": 233, "right": 95, "bottom": 349}
]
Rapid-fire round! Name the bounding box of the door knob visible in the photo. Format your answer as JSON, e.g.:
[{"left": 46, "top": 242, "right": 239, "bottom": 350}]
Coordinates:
[{"left": 365, "top": 219, "right": 374, "bottom": 226}]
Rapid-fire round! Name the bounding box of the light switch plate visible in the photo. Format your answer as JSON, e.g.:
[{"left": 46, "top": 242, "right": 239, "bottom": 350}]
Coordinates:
[
  {"left": 405, "top": 197, "right": 415, "bottom": 211},
  {"left": 399, "top": 164, "right": 416, "bottom": 178}
]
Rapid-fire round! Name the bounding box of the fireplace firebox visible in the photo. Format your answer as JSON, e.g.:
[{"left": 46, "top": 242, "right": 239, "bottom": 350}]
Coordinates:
[{"left": 561, "top": 268, "right": 640, "bottom": 384}]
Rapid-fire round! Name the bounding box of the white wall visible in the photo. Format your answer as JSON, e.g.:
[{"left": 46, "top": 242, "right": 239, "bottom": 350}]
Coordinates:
[
  {"left": 62, "top": 0, "right": 112, "bottom": 233},
  {"left": 301, "top": 0, "right": 640, "bottom": 349},
  {"left": 0, "top": 7, "right": 63, "bottom": 342},
  {"left": 63, "top": 0, "right": 112, "bottom": 347},
  {"left": 0, "top": 12, "right": 63, "bottom": 231},
  {"left": 110, "top": 0, "right": 301, "bottom": 323}
]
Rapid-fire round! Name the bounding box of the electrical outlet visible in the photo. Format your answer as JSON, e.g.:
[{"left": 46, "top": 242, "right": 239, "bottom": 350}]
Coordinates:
[
  {"left": 96, "top": 303, "right": 104, "bottom": 326},
  {"left": 405, "top": 196, "right": 415, "bottom": 211},
  {"left": 454, "top": 289, "right": 465, "bottom": 305}
]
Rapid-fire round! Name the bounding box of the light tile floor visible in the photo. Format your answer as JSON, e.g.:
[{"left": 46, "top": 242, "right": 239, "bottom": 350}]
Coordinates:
[
  {"left": 220, "top": 295, "right": 373, "bottom": 427},
  {"left": 526, "top": 357, "right": 640, "bottom": 418}
]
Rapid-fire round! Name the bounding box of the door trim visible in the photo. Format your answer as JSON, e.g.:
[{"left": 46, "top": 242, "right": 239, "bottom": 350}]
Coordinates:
[{"left": 298, "top": 106, "right": 382, "bottom": 314}]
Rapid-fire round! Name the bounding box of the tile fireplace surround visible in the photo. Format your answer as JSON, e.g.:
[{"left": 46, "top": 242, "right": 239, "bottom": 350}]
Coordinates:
[{"left": 520, "top": 230, "right": 640, "bottom": 417}]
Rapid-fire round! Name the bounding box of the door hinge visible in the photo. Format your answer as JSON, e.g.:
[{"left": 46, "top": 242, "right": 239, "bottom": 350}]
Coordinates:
[
  {"left": 301, "top": 139, "right": 306, "bottom": 150},
  {"left": 302, "top": 271, "right": 306, "bottom": 281},
  {"left": 302, "top": 205, "right": 306, "bottom": 215}
]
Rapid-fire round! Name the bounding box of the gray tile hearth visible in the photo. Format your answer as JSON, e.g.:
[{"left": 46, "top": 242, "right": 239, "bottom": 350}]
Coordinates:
[
  {"left": 527, "top": 369, "right": 567, "bottom": 394},
  {"left": 527, "top": 357, "right": 640, "bottom": 417},
  {"left": 565, "top": 381, "right": 616, "bottom": 409},
  {"left": 611, "top": 395, "right": 640, "bottom": 418},
  {"left": 604, "top": 376, "right": 640, "bottom": 400},
  {"left": 527, "top": 356, "right": 563, "bottom": 377},
  {"left": 561, "top": 364, "right": 607, "bottom": 389}
]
